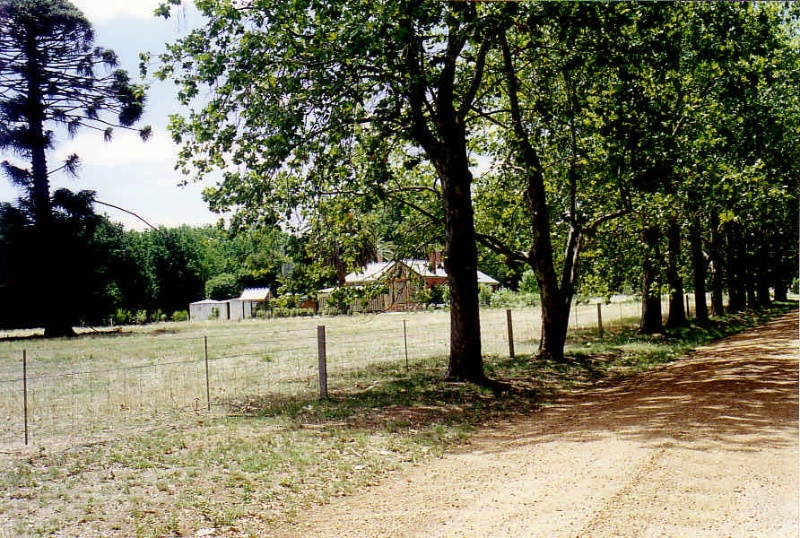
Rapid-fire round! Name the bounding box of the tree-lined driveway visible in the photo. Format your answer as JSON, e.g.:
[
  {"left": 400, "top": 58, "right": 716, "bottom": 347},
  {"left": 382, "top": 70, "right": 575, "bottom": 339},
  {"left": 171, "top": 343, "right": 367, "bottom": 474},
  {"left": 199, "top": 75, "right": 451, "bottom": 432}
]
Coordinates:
[{"left": 277, "top": 312, "right": 799, "bottom": 537}]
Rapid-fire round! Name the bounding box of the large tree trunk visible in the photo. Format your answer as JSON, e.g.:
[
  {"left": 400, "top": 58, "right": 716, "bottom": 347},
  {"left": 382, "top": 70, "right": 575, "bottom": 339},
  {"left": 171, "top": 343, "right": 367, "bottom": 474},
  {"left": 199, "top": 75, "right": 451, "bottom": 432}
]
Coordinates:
[
  {"left": 25, "top": 27, "right": 51, "bottom": 232},
  {"left": 539, "top": 225, "right": 583, "bottom": 361},
  {"left": 26, "top": 24, "right": 74, "bottom": 338},
  {"left": 689, "top": 213, "right": 710, "bottom": 326},
  {"left": 526, "top": 163, "right": 572, "bottom": 362},
  {"left": 726, "top": 222, "right": 747, "bottom": 313},
  {"left": 709, "top": 210, "right": 725, "bottom": 316},
  {"left": 639, "top": 225, "right": 664, "bottom": 334},
  {"left": 665, "top": 216, "right": 687, "bottom": 328},
  {"left": 539, "top": 288, "right": 569, "bottom": 361},
  {"left": 498, "top": 30, "right": 572, "bottom": 363},
  {"left": 402, "top": 11, "right": 486, "bottom": 384},
  {"left": 773, "top": 273, "right": 789, "bottom": 302},
  {"left": 440, "top": 155, "right": 485, "bottom": 383}
]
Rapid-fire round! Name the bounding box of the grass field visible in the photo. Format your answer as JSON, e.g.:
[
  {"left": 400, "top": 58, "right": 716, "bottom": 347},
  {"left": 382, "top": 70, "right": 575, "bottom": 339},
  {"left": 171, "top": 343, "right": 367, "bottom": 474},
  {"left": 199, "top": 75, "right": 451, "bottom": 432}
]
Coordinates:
[
  {"left": 3, "top": 297, "right": 777, "bottom": 537},
  {"left": 0, "top": 301, "right": 643, "bottom": 450}
]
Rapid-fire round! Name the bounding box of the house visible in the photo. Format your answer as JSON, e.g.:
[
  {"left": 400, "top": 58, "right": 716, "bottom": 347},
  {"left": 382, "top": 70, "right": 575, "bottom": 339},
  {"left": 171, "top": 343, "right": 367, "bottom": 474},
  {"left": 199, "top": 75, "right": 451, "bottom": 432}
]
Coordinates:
[{"left": 318, "top": 256, "right": 499, "bottom": 313}]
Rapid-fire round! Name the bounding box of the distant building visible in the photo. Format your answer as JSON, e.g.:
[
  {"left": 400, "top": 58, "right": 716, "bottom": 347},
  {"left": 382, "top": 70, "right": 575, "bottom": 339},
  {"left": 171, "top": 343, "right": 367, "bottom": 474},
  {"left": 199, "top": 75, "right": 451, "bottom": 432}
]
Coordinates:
[
  {"left": 189, "top": 287, "right": 272, "bottom": 321},
  {"left": 189, "top": 299, "right": 231, "bottom": 321},
  {"left": 318, "top": 257, "right": 499, "bottom": 313}
]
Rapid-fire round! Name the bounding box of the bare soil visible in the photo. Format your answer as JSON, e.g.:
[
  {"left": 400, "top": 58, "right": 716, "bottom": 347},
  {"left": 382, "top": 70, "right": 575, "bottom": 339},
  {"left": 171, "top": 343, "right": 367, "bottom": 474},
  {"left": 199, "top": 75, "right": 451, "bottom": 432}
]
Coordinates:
[{"left": 275, "top": 312, "right": 799, "bottom": 538}]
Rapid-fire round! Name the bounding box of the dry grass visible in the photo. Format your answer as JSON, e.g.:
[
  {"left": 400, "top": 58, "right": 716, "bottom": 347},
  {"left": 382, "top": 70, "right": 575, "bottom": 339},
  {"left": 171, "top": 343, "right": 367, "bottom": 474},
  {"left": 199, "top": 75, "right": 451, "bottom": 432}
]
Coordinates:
[
  {"left": 0, "top": 299, "right": 680, "bottom": 537},
  {"left": 0, "top": 303, "right": 643, "bottom": 449}
]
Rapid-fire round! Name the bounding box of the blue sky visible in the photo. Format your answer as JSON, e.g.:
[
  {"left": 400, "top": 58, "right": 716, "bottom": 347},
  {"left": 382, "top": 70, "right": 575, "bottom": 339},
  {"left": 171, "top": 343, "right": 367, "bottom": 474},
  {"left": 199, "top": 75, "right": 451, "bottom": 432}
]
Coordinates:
[{"left": 0, "top": 0, "right": 219, "bottom": 230}]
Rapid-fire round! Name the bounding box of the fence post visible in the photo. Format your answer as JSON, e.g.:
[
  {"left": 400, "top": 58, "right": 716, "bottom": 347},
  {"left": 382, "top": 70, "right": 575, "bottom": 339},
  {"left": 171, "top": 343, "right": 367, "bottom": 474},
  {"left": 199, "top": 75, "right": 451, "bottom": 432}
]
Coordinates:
[
  {"left": 403, "top": 319, "right": 409, "bottom": 373},
  {"left": 506, "top": 309, "right": 515, "bottom": 359},
  {"left": 204, "top": 336, "right": 211, "bottom": 411},
  {"left": 597, "top": 303, "right": 604, "bottom": 339},
  {"left": 317, "top": 325, "right": 328, "bottom": 399},
  {"left": 23, "top": 350, "right": 29, "bottom": 446}
]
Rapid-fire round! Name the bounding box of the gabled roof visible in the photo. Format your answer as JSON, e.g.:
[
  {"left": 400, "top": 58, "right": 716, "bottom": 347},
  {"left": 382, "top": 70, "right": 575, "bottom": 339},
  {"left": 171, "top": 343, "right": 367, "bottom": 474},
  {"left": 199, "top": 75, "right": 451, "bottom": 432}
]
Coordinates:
[
  {"left": 344, "top": 260, "right": 499, "bottom": 286},
  {"left": 239, "top": 287, "right": 271, "bottom": 301},
  {"left": 344, "top": 262, "right": 395, "bottom": 285}
]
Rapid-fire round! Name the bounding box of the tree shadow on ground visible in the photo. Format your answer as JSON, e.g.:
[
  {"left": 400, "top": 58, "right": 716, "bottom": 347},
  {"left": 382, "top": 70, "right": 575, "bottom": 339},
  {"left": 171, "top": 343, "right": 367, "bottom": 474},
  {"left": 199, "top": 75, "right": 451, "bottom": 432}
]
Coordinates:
[
  {"left": 221, "top": 311, "right": 797, "bottom": 456},
  {"left": 472, "top": 312, "right": 799, "bottom": 454}
]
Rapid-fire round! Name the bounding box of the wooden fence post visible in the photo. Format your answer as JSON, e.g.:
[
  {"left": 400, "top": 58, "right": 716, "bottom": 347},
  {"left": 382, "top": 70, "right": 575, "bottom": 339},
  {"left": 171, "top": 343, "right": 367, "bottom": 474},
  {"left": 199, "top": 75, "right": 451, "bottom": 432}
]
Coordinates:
[
  {"left": 597, "top": 303, "right": 604, "bottom": 339},
  {"left": 204, "top": 336, "right": 211, "bottom": 411},
  {"left": 317, "top": 325, "right": 328, "bottom": 399},
  {"left": 23, "top": 350, "right": 29, "bottom": 446},
  {"left": 506, "top": 309, "right": 515, "bottom": 359},
  {"left": 403, "top": 319, "right": 409, "bottom": 373}
]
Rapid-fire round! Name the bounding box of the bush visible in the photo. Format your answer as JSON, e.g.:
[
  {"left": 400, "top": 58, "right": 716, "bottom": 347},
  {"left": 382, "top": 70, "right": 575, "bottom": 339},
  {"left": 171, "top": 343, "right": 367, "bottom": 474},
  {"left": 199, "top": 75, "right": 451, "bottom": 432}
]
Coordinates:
[
  {"left": 171, "top": 310, "right": 189, "bottom": 322},
  {"left": 269, "top": 307, "right": 316, "bottom": 318},
  {"left": 273, "top": 293, "right": 299, "bottom": 309},
  {"left": 417, "top": 284, "right": 447, "bottom": 306},
  {"left": 114, "top": 308, "right": 132, "bottom": 325},
  {"left": 519, "top": 270, "right": 539, "bottom": 294},
  {"left": 205, "top": 273, "right": 240, "bottom": 300},
  {"left": 487, "top": 288, "right": 539, "bottom": 307},
  {"left": 478, "top": 284, "right": 493, "bottom": 306}
]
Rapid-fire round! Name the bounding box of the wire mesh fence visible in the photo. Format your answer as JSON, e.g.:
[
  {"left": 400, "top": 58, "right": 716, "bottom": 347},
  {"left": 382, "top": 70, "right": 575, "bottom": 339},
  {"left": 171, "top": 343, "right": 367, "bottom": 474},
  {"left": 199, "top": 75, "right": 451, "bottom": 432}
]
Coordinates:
[{"left": 0, "top": 300, "right": 645, "bottom": 450}]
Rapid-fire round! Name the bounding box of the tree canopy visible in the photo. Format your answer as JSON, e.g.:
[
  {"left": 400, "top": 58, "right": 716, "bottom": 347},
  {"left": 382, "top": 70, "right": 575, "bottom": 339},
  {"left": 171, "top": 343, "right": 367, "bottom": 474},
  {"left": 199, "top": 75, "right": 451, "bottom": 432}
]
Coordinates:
[
  {"left": 150, "top": 0, "right": 799, "bottom": 372},
  {"left": 0, "top": 0, "right": 151, "bottom": 336}
]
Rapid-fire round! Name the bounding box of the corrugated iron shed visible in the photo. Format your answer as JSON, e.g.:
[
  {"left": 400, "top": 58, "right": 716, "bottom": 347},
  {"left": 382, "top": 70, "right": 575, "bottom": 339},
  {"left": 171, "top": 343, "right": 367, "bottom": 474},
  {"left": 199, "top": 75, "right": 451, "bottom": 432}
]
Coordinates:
[{"left": 239, "top": 287, "right": 271, "bottom": 302}]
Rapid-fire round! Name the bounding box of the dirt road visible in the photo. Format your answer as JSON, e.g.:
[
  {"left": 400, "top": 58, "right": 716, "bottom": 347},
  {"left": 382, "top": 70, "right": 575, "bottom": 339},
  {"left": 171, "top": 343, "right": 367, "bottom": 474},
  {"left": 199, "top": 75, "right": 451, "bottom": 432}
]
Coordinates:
[{"left": 276, "top": 312, "right": 799, "bottom": 538}]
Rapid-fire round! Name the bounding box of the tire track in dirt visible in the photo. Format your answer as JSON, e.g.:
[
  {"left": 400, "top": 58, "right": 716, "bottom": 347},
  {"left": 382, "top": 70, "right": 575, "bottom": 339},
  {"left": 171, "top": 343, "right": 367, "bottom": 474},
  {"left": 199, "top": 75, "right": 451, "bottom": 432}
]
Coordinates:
[{"left": 274, "top": 312, "right": 799, "bottom": 538}]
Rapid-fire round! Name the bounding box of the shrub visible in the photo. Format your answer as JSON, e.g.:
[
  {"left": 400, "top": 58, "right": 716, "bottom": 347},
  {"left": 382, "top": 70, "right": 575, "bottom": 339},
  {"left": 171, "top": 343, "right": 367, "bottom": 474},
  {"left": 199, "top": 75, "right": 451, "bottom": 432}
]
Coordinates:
[
  {"left": 478, "top": 284, "right": 493, "bottom": 306},
  {"left": 114, "top": 308, "right": 132, "bottom": 325},
  {"left": 487, "top": 288, "right": 539, "bottom": 307},
  {"left": 171, "top": 310, "right": 189, "bottom": 322},
  {"left": 135, "top": 310, "right": 149, "bottom": 325},
  {"left": 205, "top": 273, "right": 240, "bottom": 300},
  {"left": 519, "top": 270, "right": 539, "bottom": 294}
]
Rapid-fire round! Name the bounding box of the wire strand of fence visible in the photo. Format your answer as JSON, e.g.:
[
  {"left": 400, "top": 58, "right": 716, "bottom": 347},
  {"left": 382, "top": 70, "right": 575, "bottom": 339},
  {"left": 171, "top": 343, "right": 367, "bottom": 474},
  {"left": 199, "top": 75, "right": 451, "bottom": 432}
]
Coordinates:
[{"left": 0, "top": 301, "right": 649, "bottom": 448}]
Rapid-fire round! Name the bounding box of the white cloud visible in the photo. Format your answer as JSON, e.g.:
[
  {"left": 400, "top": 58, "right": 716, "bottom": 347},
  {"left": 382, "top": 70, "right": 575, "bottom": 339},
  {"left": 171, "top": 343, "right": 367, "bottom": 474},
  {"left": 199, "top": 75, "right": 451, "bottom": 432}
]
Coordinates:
[
  {"left": 70, "top": 0, "right": 193, "bottom": 22},
  {"left": 55, "top": 128, "right": 177, "bottom": 169}
]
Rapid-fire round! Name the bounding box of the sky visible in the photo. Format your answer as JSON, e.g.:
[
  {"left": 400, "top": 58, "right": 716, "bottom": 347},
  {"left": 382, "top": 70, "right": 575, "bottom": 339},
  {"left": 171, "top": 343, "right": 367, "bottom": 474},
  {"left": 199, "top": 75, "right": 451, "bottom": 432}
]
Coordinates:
[{"left": 0, "top": 0, "right": 220, "bottom": 231}]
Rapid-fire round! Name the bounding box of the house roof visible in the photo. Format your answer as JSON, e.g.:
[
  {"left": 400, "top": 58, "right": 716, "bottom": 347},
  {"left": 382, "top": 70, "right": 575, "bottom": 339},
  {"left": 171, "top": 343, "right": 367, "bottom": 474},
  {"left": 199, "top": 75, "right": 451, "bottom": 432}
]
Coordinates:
[
  {"left": 344, "top": 260, "right": 499, "bottom": 286},
  {"left": 345, "top": 262, "right": 395, "bottom": 285},
  {"left": 239, "top": 287, "right": 271, "bottom": 301}
]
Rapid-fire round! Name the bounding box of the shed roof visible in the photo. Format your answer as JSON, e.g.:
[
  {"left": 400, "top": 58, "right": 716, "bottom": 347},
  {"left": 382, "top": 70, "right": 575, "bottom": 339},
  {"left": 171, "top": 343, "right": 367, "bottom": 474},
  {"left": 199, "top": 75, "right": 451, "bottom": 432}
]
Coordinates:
[{"left": 239, "top": 287, "right": 271, "bottom": 301}]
